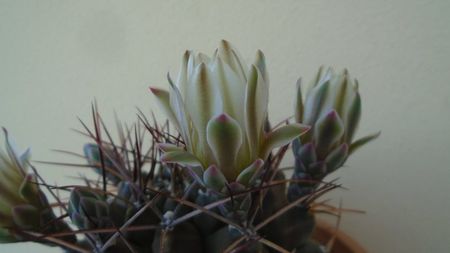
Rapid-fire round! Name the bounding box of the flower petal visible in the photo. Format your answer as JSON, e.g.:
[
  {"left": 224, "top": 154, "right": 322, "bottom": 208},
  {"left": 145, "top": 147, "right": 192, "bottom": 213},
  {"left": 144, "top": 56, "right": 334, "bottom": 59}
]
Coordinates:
[
  {"left": 186, "top": 63, "right": 222, "bottom": 163},
  {"left": 19, "top": 174, "right": 40, "bottom": 205},
  {"left": 344, "top": 90, "right": 361, "bottom": 143},
  {"left": 245, "top": 65, "right": 268, "bottom": 157},
  {"left": 236, "top": 159, "right": 264, "bottom": 186},
  {"left": 175, "top": 50, "right": 191, "bottom": 98},
  {"left": 168, "top": 80, "right": 194, "bottom": 151},
  {"left": 294, "top": 78, "right": 303, "bottom": 123},
  {"left": 11, "top": 204, "right": 40, "bottom": 229},
  {"left": 156, "top": 143, "right": 185, "bottom": 153},
  {"left": 203, "top": 165, "right": 227, "bottom": 191},
  {"left": 303, "top": 78, "right": 330, "bottom": 125},
  {"left": 218, "top": 40, "right": 247, "bottom": 82},
  {"left": 325, "top": 143, "right": 349, "bottom": 173},
  {"left": 149, "top": 87, "right": 180, "bottom": 130},
  {"left": 212, "top": 57, "right": 250, "bottom": 169},
  {"left": 253, "top": 50, "right": 268, "bottom": 83},
  {"left": 260, "top": 124, "right": 310, "bottom": 159},
  {"left": 314, "top": 110, "right": 344, "bottom": 155},
  {"left": 349, "top": 131, "right": 381, "bottom": 155},
  {"left": 333, "top": 69, "right": 349, "bottom": 117},
  {"left": 295, "top": 142, "right": 317, "bottom": 169},
  {"left": 160, "top": 151, "right": 203, "bottom": 167},
  {"left": 211, "top": 56, "right": 246, "bottom": 124},
  {"left": 206, "top": 113, "right": 242, "bottom": 180},
  {"left": 3, "top": 128, "right": 26, "bottom": 175}
]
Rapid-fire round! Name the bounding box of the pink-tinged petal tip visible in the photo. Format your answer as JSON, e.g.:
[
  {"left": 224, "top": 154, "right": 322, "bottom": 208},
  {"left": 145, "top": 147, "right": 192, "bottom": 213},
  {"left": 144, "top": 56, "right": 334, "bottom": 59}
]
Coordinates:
[
  {"left": 254, "top": 158, "right": 264, "bottom": 167},
  {"left": 326, "top": 110, "right": 339, "bottom": 119},
  {"left": 156, "top": 143, "right": 174, "bottom": 152},
  {"left": 216, "top": 113, "right": 232, "bottom": 123},
  {"left": 149, "top": 87, "right": 162, "bottom": 94}
]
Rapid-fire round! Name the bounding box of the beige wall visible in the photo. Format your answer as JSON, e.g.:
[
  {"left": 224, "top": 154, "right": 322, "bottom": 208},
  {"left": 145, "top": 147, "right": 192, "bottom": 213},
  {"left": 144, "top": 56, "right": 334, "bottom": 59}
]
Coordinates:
[{"left": 1, "top": 1, "right": 449, "bottom": 252}]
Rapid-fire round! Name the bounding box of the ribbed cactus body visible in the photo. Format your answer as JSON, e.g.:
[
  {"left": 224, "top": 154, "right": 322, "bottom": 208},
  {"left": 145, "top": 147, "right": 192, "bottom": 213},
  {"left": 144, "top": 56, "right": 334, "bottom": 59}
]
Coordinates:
[
  {"left": 206, "top": 226, "right": 268, "bottom": 253},
  {"left": 68, "top": 182, "right": 159, "bottom": 250},
  {"left": 152, "top": 221, "right": 204, "bottom": 253},
  {"left": 84, "top": 143, "right": 122, "bottom": 184},
  {"left": 193, "top": 189, "right": 223, "bottom": 236}
]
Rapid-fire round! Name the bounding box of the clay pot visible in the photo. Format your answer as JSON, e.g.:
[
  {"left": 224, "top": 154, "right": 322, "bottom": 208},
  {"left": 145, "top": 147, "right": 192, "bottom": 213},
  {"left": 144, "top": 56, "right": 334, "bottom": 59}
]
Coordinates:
[{"left": 313, "top": 219, "right": 366, "bottom": 253}]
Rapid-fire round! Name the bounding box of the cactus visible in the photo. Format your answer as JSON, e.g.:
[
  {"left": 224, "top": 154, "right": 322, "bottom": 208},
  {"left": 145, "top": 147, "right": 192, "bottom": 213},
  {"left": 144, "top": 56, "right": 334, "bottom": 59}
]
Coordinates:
[
  {"left": 0, "top": 42, "right": 378, "bottom": 253},
  {"left": 83, "top": 143, "right": 123, "bottom": 184}
]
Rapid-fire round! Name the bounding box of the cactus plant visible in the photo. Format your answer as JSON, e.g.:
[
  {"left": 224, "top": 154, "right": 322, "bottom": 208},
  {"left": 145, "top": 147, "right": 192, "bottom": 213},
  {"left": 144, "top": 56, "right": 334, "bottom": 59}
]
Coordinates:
[{"left": 0, "top": 42, "right": 378, "bottom": 253}]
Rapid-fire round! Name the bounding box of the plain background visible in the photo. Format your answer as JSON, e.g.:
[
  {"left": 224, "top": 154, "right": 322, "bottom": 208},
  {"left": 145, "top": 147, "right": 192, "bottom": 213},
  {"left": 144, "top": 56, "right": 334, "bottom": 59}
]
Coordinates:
[{"left": 1, "top": 1, "right": 449, "bottom": 252}]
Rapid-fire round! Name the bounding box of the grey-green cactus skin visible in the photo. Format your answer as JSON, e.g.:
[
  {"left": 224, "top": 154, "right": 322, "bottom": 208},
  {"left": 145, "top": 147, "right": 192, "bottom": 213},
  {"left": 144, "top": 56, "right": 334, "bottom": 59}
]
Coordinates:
[
  {"left": 152, "top": 181, "right": 318, "bottom": 253},
  {"left": 193, "top": 189, "right": 223, "bottom": 236},
  {"left": 68, "top": 182, "right": 159, "bottom": 251},
  {"left": 65, "top": 174, "right": 324, "bottom": 253},
  {"left": 84, "top": 143, "right": 123, "bottom": 184},
  {"left": 153, "top": 221, "right": 204, "bottom": 253},
  {"left": 253, "top": 172, "right": 317, "bottom": 252},
  {"left": 206, "top": 226, "right": 268, "bottom": 253}
]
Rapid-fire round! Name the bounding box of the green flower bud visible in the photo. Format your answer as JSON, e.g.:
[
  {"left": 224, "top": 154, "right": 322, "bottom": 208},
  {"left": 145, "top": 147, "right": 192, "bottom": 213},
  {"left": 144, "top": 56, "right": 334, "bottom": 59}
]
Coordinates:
[{"left": 0, "top": 129, "right": 74, "bottom": 243}]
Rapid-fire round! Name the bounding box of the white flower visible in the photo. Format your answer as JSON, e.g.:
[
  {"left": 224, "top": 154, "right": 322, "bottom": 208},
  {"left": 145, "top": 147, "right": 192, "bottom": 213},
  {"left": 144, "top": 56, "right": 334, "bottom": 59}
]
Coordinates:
[{"left": 151, "top": 41, "right": 308, "bottom": 184}]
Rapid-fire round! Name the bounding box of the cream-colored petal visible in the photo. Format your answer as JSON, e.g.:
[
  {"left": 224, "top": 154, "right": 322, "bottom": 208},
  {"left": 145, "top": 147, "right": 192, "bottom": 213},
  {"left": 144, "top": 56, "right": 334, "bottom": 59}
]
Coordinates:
[
  {"left": 253, "top": 50, "right": 268, "bottom": 83},
  {"left": 206, "top": 114, "right": 242, "bottom": 180},
  {"left": 211, "top": 56, "right": 246, "bottom": 125},
  {"left": 149, "top": 87, "right": 180, "bottom": 130},
  {"left": 244, "top": 65, "right": 268, "bottom": 158},
  {"left": 160, "top": 150, "right": 203, "bottom": 167},
  {"left": 185, "top": 63, "right": 222, "bottom": 164},
  {"left": 176, "top": 50, "right": 191, "bottom": 98},
  {"left": 217, "top": 40, "right": 247, "bottom": 82},
  {"left": 168, "top": 82, "right": 194, "bottom": 151},
  {"left": 259, "top": 124, "right": 310, "bottom": 159}
]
